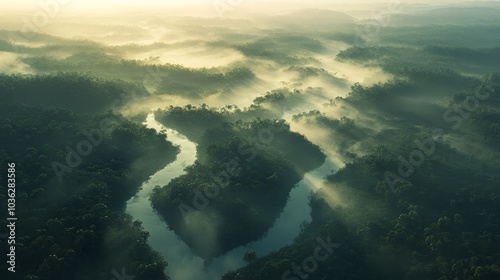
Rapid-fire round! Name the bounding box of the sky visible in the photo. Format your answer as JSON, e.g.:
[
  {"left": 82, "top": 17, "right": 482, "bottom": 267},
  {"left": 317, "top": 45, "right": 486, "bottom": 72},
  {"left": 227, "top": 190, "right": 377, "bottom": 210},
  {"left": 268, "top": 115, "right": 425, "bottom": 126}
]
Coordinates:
[
  {"left": 1, "top": 0, "right": 497, "bottom": 18},
  {"left": 2, "top": 0, "right": 489, "bottom": 9}
]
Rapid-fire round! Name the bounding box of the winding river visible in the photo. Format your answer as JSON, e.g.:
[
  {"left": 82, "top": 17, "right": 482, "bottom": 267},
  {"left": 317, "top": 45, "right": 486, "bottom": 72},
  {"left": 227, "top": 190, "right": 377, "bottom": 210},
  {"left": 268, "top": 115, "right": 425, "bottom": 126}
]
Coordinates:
[{"left": 126, "top": 112, "right": 338, "bottom": 280}]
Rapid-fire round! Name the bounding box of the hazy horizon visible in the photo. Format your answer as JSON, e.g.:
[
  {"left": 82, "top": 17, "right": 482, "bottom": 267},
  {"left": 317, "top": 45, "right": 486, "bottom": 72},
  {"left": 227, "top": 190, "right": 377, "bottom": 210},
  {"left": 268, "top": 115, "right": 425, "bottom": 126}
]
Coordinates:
[
  {"left": 1, "top": 1, "right": 500, "bottom": 280},
  {"left": 3, "top": 0, "right": 498, "bottom": 15}
]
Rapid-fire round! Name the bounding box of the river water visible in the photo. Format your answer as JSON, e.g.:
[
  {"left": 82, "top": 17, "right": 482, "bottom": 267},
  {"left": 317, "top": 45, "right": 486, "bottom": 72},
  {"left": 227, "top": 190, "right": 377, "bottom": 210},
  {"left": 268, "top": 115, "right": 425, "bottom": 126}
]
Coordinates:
[{"left": 126, "top": 112, "right": 338, "bottom": 280}]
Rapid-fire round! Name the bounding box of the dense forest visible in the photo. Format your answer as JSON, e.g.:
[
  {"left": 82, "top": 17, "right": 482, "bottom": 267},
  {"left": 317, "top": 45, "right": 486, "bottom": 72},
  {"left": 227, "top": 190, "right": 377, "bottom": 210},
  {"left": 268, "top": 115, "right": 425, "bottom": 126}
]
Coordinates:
[
  {"left": 1, "top": 2, "right": 500, "bottom": 280},
  {"left": 221, "top": 73, "right": 500, "bottom": 280},
  {"left": 152, "top": 107, "right": 325, "bottom": 260},
  {"left": 0, "top": 75, "right": 179, "bottom": 280}
]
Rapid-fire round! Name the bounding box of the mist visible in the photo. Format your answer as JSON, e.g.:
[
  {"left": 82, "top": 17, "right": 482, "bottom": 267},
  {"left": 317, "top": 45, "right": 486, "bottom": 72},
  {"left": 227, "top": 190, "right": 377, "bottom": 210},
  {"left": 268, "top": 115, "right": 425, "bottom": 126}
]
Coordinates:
[{"left": 1, "top": 1, "right": 500, "bottom": 280}]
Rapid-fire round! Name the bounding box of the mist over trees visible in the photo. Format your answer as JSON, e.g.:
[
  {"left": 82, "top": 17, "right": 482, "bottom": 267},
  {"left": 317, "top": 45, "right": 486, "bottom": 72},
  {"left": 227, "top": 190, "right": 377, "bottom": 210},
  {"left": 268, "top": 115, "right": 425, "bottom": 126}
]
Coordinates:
[
  {"left": 1, "top": 2, "right": 500, "bottom": 280},
  {"left": 152, "top": 108, "right": 325, "bottom": 260},
  {"left": 0, "top": 76, "right": 179, "bottom": 280}
]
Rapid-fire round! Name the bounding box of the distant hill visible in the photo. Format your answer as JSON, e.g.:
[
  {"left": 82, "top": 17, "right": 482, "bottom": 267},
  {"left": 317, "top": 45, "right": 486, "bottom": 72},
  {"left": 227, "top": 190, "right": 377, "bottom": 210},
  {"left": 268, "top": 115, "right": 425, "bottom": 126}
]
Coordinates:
[
  {"left": 258, "top": 9, "right": 354, "bottom": 30},
  {"left": 284, "top": 9, "right": 355, "bottom": 23},
  {"left": 390, "top": 7, "right": 500, "bottom": 25}
]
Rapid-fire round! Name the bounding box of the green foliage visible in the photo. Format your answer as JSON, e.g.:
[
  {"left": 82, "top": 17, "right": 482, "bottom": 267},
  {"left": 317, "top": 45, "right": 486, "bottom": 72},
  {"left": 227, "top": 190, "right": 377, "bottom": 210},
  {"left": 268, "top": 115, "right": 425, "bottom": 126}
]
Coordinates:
[
  {"left": 19, "top": 54, "right": 255, "bottom": 98},
  {"left": 234, "top": 34, "right": 324, "bottom": 65},
  {"left": 243, "top": 251, "right": 257, "bottom": 264},
  {"left": 0, "top": 75, "right": 178, "bottom": 280},
  {"left": 374, "top": 25, "right": 500, "bottom": 48},
  {"left": 223, "top": 69, "right": 500, "bottom": 280},
  {"left": 0, "top": 73, "right": 144, "bottom": 113},
  {"left": 152, "top": 109, "right": 325, "bottom": 260}
]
